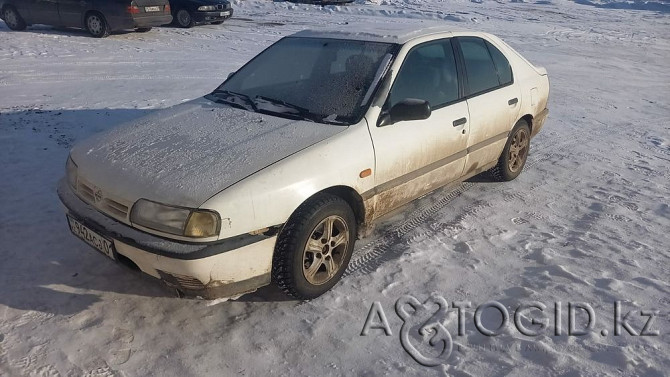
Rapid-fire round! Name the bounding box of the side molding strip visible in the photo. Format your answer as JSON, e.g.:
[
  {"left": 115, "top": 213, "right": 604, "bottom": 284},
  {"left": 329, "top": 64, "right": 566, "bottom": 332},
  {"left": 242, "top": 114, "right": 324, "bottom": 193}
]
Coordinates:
[{"left": 362, "top": 130, "right": 510, "bottom": 199}]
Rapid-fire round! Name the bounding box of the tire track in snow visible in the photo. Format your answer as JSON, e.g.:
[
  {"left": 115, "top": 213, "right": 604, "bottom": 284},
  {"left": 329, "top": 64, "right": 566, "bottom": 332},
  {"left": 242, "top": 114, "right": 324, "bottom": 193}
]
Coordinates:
[{"left": 344, "top": 116, "right": 656, "bottom": 276}]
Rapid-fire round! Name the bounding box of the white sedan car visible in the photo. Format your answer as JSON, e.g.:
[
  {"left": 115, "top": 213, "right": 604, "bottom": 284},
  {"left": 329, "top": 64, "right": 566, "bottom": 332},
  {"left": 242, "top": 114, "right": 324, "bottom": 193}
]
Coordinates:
[{"left": 59, "top": 25, "right": 549, "bottom": 299}]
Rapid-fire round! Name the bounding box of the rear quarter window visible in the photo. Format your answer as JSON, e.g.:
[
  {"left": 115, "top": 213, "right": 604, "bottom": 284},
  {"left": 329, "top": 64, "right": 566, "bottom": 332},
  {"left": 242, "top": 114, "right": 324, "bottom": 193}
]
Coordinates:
[{"left": 486, "top": 41, "right": 513, "bottom": 85}]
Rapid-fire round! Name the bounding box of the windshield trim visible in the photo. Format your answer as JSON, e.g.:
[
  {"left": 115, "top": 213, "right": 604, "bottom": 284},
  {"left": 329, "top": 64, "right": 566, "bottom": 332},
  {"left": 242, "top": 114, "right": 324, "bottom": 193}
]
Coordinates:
[{"left": 212, "top": 36, "right": 401, "bottom": 126}]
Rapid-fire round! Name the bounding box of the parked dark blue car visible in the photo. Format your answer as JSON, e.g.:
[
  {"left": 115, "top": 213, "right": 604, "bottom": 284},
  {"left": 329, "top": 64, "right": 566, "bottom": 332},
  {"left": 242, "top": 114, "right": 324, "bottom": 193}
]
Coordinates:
[
  {"left": 0, "top": 0, "right": 172, "bottom": 37},
  {"left": 169, "top": 0, "right": 232, "bottom": 28}
]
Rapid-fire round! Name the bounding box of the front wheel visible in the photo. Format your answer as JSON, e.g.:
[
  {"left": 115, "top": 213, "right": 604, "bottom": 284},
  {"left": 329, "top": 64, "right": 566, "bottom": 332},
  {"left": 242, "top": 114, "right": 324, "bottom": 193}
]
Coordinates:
[
  {"left": 489, "top": 119, "right": 531, "bottom": 181},
  {"left": 3, "top": 6, "right": 27, "bottom": 31},
  {"left": 85, "top": 12, "right": 110, "bottom": 38},
  {"left": 175, "top": 9, "right": 194, "bottom": 28},
  {"left": 272, "top": 193, "right": 356, "bottom": 300}
]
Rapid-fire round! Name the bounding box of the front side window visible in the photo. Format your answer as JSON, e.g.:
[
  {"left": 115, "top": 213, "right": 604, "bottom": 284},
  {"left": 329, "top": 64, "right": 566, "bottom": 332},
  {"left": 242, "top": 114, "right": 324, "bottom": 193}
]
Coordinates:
[
  {"left": 459, "top": 37, "right": 500, "bottom": 95},
  {"left": 388, "top": 39, "right": 459, "bottom": 109},
  {"left": 214, "top": 37, "right": 395, "bottom": 125}
]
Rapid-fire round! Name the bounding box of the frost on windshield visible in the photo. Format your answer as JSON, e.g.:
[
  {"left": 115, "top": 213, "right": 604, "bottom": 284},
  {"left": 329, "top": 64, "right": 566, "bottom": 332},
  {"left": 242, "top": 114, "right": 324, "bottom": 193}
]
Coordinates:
[{"left": 216, "top": 37, "right": 396, "bottom": 124}]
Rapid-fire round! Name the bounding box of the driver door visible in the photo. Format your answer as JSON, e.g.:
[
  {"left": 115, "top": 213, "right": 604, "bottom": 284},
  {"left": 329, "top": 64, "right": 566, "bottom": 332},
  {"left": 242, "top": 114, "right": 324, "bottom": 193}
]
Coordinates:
[{"left": 367, "top": 39, "right": 470, "bottom": 218}]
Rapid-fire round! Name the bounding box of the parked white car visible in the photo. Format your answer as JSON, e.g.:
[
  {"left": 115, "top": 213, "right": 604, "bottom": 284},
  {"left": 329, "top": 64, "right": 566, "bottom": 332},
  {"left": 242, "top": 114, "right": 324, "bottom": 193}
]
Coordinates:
[{"left": 59, "top": 25, "right": 549, "bottom": 299}]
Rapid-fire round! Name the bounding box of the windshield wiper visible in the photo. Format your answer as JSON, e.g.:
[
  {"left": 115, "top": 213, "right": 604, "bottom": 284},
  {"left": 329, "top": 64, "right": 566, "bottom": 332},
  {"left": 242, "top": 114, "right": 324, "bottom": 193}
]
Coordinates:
[
  {"left": 210, "top": 89, "right": 257, "bottom": 112},
  {"left": 210, "top": 91, "right": 345, "bottom": 124},
  {"left": 254, "top": 95, "right": 310, "bottom": 114},
  {"left": 253, "top": 95, "right": 326, "bottom": 123}
]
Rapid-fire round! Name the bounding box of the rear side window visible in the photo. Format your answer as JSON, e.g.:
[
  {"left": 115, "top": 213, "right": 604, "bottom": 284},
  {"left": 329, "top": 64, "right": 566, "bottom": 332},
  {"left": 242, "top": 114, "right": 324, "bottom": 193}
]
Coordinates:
[
  {"left": 486, "top": 41, "right": 513, "bottom": 85},
  {"left": 458, "top": 37, "right": 500, "bottom": 95}
]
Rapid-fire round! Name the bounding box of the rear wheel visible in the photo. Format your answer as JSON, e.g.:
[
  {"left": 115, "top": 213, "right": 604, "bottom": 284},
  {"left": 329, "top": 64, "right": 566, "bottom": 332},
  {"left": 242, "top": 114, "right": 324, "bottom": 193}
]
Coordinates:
[
  {"left": 85, "top": 12, "right": 110, "bottom": 38},
  {"left": 272, "top": 193, "right": 356, "bottom": 300},
  {"left": 135, "top": 27, "right": 152, "bottom": 33},
  {"left": 3, "top": 6, "right": 26, "bottom": 31},
  {"left": 489, "top": 119, "right": 531, "bottom": 181},
  {"left": 175, "top": 9, "right": 194, "bottom": 28}
]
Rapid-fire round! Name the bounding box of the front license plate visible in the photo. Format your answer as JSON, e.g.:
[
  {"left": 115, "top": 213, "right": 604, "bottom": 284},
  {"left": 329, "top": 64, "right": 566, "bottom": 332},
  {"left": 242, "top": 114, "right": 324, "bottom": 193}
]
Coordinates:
[
  {"left": 220, "top": 11, "right": 230, "bottom": 16},
  {"left": 145, "top": 6, "right": 160, "bottom": 12},
  {"left": 67, "top": 215, "right": 115, "bottom": 260}
]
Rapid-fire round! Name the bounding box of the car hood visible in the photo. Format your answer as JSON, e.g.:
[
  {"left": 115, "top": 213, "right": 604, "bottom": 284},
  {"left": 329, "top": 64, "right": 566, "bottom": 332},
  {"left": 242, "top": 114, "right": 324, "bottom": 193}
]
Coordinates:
[{"left": 70, "top": 97, "right": 346, "bottom": 208}]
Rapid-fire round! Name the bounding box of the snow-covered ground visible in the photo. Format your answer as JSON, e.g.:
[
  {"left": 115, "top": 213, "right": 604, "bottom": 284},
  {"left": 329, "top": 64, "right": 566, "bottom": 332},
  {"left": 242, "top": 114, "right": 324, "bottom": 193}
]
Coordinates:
[{"left": 1, "top": 0, "right": 668, "bottom": 376}]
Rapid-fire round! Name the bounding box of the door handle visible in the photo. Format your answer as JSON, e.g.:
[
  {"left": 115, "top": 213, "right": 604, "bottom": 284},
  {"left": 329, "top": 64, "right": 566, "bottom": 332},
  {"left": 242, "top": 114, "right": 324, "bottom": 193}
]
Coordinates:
[
  {"left": 508, "top": 98, "right": 518, "bottom": 106},
  {"left": 452, "top": 117, "right": 467, "bottom": 127}
]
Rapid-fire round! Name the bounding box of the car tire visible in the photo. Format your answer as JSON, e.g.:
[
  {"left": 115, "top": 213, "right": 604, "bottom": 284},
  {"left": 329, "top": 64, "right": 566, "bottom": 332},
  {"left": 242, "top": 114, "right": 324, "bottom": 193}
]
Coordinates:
[
  {"left": 135, "top": 27, "right": 152, "bottom": 33},
  {"left": 175, "top": 9, "right": 194, "bottom": 28},
  {"left": 2, "top": 6, "right": 27, "bottom": 31},
  {"left": 489, "top": 119, "right": 531, "bottom": 182},
  {"left": 272, "top": 193, "right": 356, "bottom": 300},
  {"left": 85, "top": 12, "right": 110, "bottom": 38}
]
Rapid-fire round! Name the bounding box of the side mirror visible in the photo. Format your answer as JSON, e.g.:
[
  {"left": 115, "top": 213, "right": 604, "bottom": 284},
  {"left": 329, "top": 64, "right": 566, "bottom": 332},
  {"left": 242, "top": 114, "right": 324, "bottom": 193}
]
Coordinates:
[
  {"left": 378, "top": 98, "right": 431, "bottom": 127},
  {"left": 227, "top": 71, "right": 235, "bottom": 80}
]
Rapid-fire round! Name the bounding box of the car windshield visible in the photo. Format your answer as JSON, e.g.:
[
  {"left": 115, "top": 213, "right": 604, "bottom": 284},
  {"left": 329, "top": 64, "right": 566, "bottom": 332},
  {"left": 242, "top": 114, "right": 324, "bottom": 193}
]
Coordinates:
[{"left": 211, "top": 37, "right": 396, "bottom": 125}]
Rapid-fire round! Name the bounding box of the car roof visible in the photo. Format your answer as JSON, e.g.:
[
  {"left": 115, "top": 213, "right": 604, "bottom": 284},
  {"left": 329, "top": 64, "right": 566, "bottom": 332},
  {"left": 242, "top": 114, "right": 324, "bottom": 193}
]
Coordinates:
[{"left": 291, "top": 23, "right": 470, "bottom": 44}]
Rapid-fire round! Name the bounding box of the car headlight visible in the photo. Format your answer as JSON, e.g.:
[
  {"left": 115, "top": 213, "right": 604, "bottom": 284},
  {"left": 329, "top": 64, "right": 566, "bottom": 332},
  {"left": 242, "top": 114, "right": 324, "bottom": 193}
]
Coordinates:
[
  {"left": 130, "top": 199, "right": 221, "bottom": 238},
  {"left": 197, "top": 5, "right": 217, "bottom": 11},
  {"left": 66, "top": 155, "right": 78, "bottom": 189}
]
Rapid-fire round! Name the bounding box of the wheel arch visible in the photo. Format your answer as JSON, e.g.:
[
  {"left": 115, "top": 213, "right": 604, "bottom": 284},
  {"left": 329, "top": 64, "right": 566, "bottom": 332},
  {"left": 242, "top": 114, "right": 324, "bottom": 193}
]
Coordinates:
[
  {"left": 282, "top": 185, "right": 367, "bottom": 240},
  {"left": 83, "top": 9, "right": 106, "bottom": 24},
  {"left": 320, "top": 186, "right": 366, "bottom": 229},
  {"left": 1, "top": 2, "right": 16, "bottom": 13},
  {"left": 520, "top": 113, "right": 534, "bottom": 134},
  {"left": 1, "top": 2, "right": 18, "bottom": 18}
]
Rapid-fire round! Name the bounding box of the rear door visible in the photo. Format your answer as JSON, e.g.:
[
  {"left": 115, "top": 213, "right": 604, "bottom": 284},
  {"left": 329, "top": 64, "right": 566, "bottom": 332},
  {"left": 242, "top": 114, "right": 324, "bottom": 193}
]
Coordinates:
[
  {"left": 367, "top": 39, "right": 470, "bottom": 218},
  {"left": 30, "top": 0, "right": 60, "bottom": 24},
  {"left": 58, "top": 0, "right": 92, "bottom": 27},
  {"left": 456, "top": 36, "right": 521, "bottom": 174}
]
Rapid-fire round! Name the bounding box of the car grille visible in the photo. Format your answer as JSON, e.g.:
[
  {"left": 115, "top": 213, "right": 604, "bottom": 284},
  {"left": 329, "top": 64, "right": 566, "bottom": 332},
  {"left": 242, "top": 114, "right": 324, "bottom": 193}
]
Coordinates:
[
  {"left": 216, "top": 4, "right": 229, "bottom": 10},
  {"left": 75, "top": 179, "right": 131, "bottom": 223}
]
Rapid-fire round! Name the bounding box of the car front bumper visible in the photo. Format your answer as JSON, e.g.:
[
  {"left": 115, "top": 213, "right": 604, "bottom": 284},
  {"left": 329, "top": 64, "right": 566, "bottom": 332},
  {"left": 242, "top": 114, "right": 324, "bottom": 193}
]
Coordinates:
[
  {"left": 57, "top": 179, "right": 275, "bottom": 299},
  {"left": 192, "top": 9, "right": 233, "bottom": 23}
]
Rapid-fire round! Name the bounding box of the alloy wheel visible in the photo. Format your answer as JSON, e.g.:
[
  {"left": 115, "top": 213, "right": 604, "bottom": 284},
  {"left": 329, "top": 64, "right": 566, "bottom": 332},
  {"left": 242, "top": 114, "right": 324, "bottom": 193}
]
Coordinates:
[
  {"left": 302, "top": 215, "right": 350, "bottom": 285},
  {"left": 508, "top": 128, "right": 529, "bottom": 173}
]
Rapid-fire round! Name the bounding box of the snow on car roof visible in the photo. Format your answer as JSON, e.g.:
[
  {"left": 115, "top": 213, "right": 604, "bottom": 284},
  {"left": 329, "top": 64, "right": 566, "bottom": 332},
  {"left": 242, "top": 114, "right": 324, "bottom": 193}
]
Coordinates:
[{"left": 291, "top": 23, "right": 468, "bottom": 44}]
